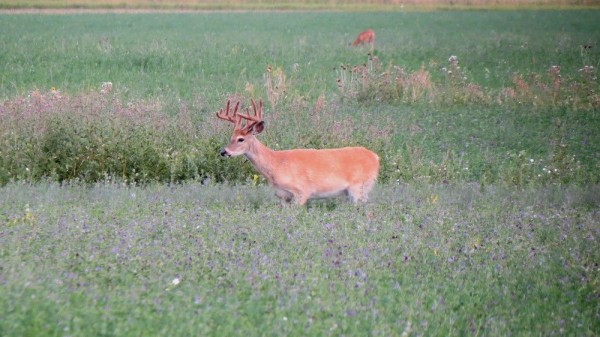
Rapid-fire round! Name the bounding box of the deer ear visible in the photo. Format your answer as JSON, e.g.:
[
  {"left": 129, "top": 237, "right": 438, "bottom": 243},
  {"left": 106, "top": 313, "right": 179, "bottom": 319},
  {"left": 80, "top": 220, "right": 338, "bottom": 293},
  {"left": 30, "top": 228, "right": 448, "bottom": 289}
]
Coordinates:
[{"left": 252, "top": 121, "right": 264, "bottom": 135}]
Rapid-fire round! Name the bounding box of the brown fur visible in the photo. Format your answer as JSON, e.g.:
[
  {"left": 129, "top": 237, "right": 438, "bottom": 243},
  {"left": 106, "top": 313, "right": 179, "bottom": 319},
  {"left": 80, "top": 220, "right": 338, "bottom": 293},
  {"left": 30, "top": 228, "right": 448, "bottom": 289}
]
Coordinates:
[{"left": 352, "top": 29, "right": 375, "bottom": 46}]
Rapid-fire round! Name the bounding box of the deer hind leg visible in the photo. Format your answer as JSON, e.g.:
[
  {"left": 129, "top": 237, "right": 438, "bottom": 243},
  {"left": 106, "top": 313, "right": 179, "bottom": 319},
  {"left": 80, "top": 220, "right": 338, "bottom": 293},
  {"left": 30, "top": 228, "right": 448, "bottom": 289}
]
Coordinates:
[
  {"left": 348, "top": 179, "right": 376, "bottom": 204},
  {"left": 293, "top": 193, "right": 309, "bottom": 206},
  {"left": 347, "top": 186, "right": 364, "bottom": 204}
]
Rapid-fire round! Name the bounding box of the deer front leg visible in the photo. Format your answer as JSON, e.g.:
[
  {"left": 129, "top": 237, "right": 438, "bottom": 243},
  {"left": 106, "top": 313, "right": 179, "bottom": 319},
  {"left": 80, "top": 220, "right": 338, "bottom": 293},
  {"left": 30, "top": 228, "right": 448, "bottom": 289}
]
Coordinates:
[
  {"left": 275, "top": 188, "right": 293, "bottom": 206},
  {"left": 275, "top": 187, "right": 308, "bottom": 206}
]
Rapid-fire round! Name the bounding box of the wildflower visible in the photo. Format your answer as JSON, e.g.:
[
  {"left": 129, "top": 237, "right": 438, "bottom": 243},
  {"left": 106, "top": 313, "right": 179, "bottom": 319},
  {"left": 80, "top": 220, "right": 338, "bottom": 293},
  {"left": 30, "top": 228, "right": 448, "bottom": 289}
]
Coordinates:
[
  {"left": 401, "top": 321, "right": 412, "bottom": 337},
  {"left": 244, "top": 82, "right": 255, "bottom": 95},
  {"left": 172, "top": 278, "right": 180, "bottom": 286},
  {"left": 448, "top": 55, "right": 458, "bottom": 63},
  {"left": 101, "top": 82, "right": 113, "bottom": 95}
]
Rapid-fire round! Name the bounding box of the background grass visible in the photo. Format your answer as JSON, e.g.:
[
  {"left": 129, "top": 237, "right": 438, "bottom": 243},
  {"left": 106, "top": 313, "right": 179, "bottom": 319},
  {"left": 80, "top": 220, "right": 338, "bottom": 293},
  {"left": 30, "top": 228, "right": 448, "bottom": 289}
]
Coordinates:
[
  {"left": 1, "top": 0, "right": 598, "bottom": 10},
  {"left": 1, "top": 10, "right": 598, "bottom": 100},
  {"left": 0, "top": 10, "right": 599, "bottom": 185}
]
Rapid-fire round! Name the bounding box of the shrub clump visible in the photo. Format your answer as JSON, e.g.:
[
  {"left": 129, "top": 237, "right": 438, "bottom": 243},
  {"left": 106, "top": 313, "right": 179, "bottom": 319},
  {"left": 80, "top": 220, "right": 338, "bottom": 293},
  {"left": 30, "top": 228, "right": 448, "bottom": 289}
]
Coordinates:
[
  {"left": 0, "top": 89, "right": 397, "bottom": 186},
  {"left": 336, "top": 55, "right": 599, "bottom": 111},
  {"left": 0, "top": 89, "right": 255, "bottom": 185}
]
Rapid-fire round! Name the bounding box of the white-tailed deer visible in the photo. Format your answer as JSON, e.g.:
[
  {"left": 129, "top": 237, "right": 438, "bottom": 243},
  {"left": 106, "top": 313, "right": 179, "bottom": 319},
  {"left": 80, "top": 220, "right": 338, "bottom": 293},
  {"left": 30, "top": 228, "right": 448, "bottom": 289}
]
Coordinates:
[
  {"left": 352, "top": 29, "right": 375, "bottom": 46},
  {"left": 217, "top": 99, "right": 379, "bottom": 205}
]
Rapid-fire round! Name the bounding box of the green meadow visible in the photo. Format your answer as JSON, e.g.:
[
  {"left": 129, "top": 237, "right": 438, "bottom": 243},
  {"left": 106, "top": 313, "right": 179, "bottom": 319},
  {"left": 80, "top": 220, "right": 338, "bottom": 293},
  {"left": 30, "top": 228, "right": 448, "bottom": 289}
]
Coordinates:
[{"left": 0, "top": 9, "right": 599, "bottom": 337}]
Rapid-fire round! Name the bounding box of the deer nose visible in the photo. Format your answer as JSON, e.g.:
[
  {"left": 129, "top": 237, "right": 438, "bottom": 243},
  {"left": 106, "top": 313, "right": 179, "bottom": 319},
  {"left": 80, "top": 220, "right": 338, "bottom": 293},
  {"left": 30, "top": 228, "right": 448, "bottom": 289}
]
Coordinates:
[{"left": 220, "top": 149, "right": 228, "bottom": 157}]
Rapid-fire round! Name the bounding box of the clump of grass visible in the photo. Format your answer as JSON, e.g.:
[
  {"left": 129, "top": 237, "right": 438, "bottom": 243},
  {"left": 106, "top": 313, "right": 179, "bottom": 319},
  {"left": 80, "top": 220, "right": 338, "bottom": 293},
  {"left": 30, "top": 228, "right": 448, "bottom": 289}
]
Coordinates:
[
  {"left": 1, "top": 84, "right": 596, "bottom": 186},
  {"left": 331, "top": 54, "right": 598, "bottom": 186},
  {"left": 501, "top": 65, "right": 600, "bottom": 111},
  {"left": 0, "top": 87, "right": 396, "bottom": 185},
  {"left": 0, "top": 88, "right": 257, "bottom": 184},
  {"left": 335, "top": 54, "right": 599, "bottom": 111}
]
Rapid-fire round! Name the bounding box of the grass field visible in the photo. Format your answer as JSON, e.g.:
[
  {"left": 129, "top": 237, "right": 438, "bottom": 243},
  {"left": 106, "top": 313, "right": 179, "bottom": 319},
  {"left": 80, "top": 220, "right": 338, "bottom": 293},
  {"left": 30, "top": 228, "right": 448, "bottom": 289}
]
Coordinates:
[
  {"left": 0, "top": 8, "right": 599, "bottom": 337},
  {"left": 1, "top": 10, "right": 598, "bottom": 100},
  {"left": 1, "top": 182, "right": 598, "bottom": 336}
]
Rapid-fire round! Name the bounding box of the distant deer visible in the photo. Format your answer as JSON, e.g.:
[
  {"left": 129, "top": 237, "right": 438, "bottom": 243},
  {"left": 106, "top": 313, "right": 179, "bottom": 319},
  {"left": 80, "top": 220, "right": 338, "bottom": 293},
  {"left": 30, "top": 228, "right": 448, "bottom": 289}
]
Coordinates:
[
  {"left": 216, "top": 99, "right": 379, "bottom": 205},
  {"left": 352, "top": 29, "right": 375, "bottom": 46}
]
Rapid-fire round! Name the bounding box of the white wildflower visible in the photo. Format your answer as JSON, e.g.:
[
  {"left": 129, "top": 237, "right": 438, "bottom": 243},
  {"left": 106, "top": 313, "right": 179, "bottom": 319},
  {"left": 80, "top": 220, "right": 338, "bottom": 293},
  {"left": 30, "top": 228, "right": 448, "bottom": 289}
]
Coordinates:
[
  {"left": 401, "top": 321, "right": 412, "bottom": 337},
  {"left": 100, "top": 82, "right": 113, "bottom": 95}
]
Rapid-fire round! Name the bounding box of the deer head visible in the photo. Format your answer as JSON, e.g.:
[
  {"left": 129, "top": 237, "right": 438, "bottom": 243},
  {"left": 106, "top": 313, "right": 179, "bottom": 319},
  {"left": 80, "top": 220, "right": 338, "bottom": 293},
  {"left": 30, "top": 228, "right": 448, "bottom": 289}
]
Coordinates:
[{"left": 217, "top": 99, "right": 264, "bottom": 157}]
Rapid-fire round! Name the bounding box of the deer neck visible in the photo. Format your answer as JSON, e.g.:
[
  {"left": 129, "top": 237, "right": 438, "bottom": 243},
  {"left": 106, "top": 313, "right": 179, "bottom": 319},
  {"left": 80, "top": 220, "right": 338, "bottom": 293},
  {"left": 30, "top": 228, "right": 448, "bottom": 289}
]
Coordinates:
[{"left": 244, "top": 139, "right": 278, "bottom": 181}]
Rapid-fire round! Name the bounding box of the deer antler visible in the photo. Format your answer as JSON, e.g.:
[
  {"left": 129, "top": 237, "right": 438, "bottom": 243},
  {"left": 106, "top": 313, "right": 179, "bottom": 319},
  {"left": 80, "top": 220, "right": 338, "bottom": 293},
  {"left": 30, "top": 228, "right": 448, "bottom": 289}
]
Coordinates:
[
  {"left": 237, "top": 99, "right": 263, "bottom": 126},
  {"left": 216, "top": 100, "right": 242, "bottom": 129}
]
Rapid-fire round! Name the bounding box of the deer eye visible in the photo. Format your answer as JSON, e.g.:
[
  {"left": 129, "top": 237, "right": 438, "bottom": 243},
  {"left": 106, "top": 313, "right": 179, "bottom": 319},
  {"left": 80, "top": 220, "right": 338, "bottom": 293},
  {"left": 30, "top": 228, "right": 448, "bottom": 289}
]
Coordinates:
[{"left": 237, "top": 138, "right": 245, "bottom": 143}]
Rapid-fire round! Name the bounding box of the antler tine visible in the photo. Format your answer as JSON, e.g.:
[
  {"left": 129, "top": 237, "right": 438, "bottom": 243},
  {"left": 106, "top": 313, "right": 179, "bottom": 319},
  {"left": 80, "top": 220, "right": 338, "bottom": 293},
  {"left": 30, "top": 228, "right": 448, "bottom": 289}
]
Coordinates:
[
  {"left": 216, "top": 100, "right": 233, "bottom": 121},
  {"left": 237, "top": 98, "right": 263, "bottom": 123},
  {"left": 216, "top": 100, "right": 242, "bottom": 128},
  {"left": 254, "top": 98, "right": 263, "bottom": 121}
]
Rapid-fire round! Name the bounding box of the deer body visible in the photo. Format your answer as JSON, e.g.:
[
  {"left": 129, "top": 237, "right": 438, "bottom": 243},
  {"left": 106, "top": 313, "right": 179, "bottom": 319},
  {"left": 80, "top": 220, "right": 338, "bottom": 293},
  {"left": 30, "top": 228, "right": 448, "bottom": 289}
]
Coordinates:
[
  {"left": 352, "top": 29, "right": 375, "bottom": 46},
  {"left": 217, "top": 99, "right": 379, "bottom": 205}
]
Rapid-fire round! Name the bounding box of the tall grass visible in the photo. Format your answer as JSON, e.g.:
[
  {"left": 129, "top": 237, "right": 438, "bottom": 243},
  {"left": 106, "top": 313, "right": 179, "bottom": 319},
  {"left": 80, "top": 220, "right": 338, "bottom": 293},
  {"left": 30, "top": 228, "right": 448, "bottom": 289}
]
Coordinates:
[{"left": 0, "top": 88, "right": 392, "bottom": 184}]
